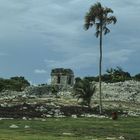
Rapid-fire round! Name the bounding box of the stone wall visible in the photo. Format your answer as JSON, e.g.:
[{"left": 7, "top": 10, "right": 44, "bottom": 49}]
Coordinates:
[{"left": 51, "top": 68, "right": 74, "bottom": 90}]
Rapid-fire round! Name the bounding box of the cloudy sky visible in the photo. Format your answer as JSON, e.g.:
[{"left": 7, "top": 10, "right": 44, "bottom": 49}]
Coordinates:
[{"left": 0, "top": 0, "right": 140, "bottom": 84}]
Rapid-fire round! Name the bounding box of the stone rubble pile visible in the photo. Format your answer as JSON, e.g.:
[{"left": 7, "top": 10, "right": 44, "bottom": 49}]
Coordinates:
[
  {"left": 0, "top": 80, "right": 140, "bottom": 103},
  {"left": 0, "top": 85, "right": 52, "bottom": 101},
  {"left": 94, "top": 80, "right": 140, "bottom": 103},
  {"left": 0, "top": 80, "right": 140, "bottom": 118}
]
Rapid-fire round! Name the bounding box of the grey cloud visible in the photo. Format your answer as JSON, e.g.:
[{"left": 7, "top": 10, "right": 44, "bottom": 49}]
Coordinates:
[
  {"left": 104, "top": 49, "right": 134, "bottom": 64},
  {"left": 44, "top": 52, "right": 98, "bottom": 70},
  {"left": 34, "top": 69, "right": 47, "bottom": 74},
  {"left": 0, "top": 52, "right": 8, "bottom": 56}
]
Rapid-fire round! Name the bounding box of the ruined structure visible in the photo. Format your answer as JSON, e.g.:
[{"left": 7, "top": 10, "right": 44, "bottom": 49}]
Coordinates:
[{"left": 51, "top": 68, "right": 74, "bottom": 90}]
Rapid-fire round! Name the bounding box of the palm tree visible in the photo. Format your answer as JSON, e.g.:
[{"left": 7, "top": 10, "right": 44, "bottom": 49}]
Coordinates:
[
  {"left": 84, "top": 2, "right": 117, "bottom": 114},
  {"left": 73, "top": 78, "right": 96, "bottom": 108}
]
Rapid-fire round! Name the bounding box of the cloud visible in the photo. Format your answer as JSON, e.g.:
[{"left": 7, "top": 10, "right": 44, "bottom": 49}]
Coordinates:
[
  {"left": 44, "top": 52, "right": 98, "bottom": 70},
  {"left": 104, "top": 49, "right": 134, "bottom": 64},
  {"left": 0, "top": 52, "right": 8, "bottom": 56},
  {"left": 34, "top": 69, "right": 47, "bottom": 74}
]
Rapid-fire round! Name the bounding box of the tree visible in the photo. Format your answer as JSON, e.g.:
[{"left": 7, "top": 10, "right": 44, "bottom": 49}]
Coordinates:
[
  {"left": 134, "top": 73, "right": 140, "bottom": 81},
  {"left": 10, "top": 76, "right": 30, "bottom": 91},
  {"left": 106, "top": 67, "right": 131, "bottom": 82},
  {"left": 84, "top": 76, "right": 98, "bottom": 82},
  {"left": 73, "top": 78, "right": 96, "bottom": 108},
  {"left": 0, "top": 76, "right": 30, "bottom": 92},
  {"left": 84, "top": 2, "right": 117, "bottom": 114}
]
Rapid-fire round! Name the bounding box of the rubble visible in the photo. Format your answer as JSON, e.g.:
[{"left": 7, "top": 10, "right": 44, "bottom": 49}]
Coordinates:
[
  {"left": 0, "top": 80, "right": 139, "bottom": 118},
  {"left": 94, "top": 80, "right": 140, "bottom": 103}
]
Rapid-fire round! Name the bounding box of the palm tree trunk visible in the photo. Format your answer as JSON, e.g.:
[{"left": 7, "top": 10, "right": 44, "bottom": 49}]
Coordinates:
[{"left": 99, "top": 24, "right": 103, "bottom": 114}]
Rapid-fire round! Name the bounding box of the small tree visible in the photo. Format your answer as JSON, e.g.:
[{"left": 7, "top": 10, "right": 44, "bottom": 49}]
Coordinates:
[{"left": 73, "top": 78, "right": 96, "bottom": 107}]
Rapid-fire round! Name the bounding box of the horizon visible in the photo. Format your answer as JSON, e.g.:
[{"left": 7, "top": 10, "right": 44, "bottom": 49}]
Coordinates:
[
  {"left": 0, "top": 66, "right": 139, "bottom": 85},
  {"left": 0, "top": 0, "right": 140, "bottom": 84}
]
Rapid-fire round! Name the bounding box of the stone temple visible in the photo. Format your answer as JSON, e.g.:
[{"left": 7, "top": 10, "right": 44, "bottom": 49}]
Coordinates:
[{"left": 51, "top": 68, "right": 74, "bottom": 90}]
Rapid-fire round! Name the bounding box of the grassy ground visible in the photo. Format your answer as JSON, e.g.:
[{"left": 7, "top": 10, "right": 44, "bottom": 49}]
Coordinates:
[{"left": 0, "top": 117, "right": 139, "bottom": 140}]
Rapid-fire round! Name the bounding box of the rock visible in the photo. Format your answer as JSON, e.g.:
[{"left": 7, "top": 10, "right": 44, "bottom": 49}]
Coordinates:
[
  {"left": 45, "top": 114, "right": 52, "bottom": 118},
  {"left": 9, "top": 124, "right": 19, "bottom": 128},
  {"left": 35, "top": 106, "right": 47, "bottom": 112},
  {"left": 0, "top": 118, "right": 13, "bottom": 120},
  {"left": 22, "top": 106, "right": 28, "bottom": 110},
  {"left": 119, "top": 136, "right": 125, "bottom": 140},
  {"left": 106, "top": 137, "right": 116, "bottom": 140},
  {"left": 83, "top": 114, "right": 107, "bottom": 118},
  {"left": 62, "top": 132, "right": 73, "bottom": 136},
  {"left": 22, "top": 117, "right": 27, "bottom": 120},
  {"left": 1, "top": 102, "right": 8, "bottom": 107},
  {"left": 71, "top": 115, "right": 77, "bottom": 118},
  {"left": 24, "top": 125, "right": 30, "bottom": 129},
  {"left": 41, "top": 119, "right": 46, "bottom": 121},
  {"left": 55, "top": 115, "right": 66, "bottom": 118},
  {"left": 128, "top": 111, "right": 139, "bottom": 117}
]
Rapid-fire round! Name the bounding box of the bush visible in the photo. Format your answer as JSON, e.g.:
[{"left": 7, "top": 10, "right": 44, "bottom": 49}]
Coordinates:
[
  {"left": 134, "top": 73, "right": 140, "bottom": 81},
  {"left": 0, "top": 76, "right": 30, "bottom": 92},
  {"left": 73, "top": 78, "right": 96, "bottom": 107}
]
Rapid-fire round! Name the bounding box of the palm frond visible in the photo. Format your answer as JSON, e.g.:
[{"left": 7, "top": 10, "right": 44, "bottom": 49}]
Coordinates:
[
  {"left": 90, "top": 2, "right": 102, "bottom": 13},
  {"left": 84, "top": 2, "right": 117, "bottom": 37},
  {"left": 84, "top": 23, "right": 90, "bottom": 30},
  {"left": 95, "top": 30, "right": 100, "bottom": 38},
  {"left": 104, "top": 7, "right": 113, "bottom": 14},
  {"left": 95, "top": 23, "right": 100, "bottom": 31},
  {"left": 103, "top": 26, "right": 110, "bottom": 35},
  {"left": 84, "top": 13, "right": 90, "bottom": 30},
  {"left": 84, "top": 12, "right": 95, "bottom": 30},
  {"left": 106, "top": 16, "right": 117, "bottom": 24}
]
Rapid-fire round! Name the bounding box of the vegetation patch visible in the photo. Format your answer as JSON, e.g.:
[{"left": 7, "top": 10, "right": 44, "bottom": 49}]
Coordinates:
[{"left": 0, "top": 117, "right": 140, "bottom": 140}]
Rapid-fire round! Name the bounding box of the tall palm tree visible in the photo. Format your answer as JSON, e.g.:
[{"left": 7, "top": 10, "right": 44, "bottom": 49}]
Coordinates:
[{"left": 84, "top": 2, "right": 117, "bottom": 114}]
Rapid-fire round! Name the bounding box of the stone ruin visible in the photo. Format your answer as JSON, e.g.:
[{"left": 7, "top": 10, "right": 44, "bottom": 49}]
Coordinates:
[{"left": 51, "top": 68, "right": 74, "bottom": 90}]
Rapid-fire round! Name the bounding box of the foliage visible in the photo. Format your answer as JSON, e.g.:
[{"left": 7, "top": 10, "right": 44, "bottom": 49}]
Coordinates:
[
  {"left": 73, "top": 78, "right": 96, "bottom": 107},
  {"left": 106, "top": 66, "right": 131, "bottom": 82},
  {"left": 84, "top": 67, "right": 132, "bottom": 83},
  {"left": 0, "top": 76, "right": 30, "bottom": 92},
  {"left": 84, "top": 2, "right": 117, "bottom": 36},
  {"left": 134, "top": 73, "right": 140, "bottom": 81},
  {"left": 84, "top": 76, "right": 98, "bottom": 82}
]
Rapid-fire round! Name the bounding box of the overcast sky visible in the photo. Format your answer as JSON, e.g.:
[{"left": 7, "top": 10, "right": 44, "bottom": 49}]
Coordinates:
[{"left": 0, "top": 0, "right": 140, "bottom": 84}]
